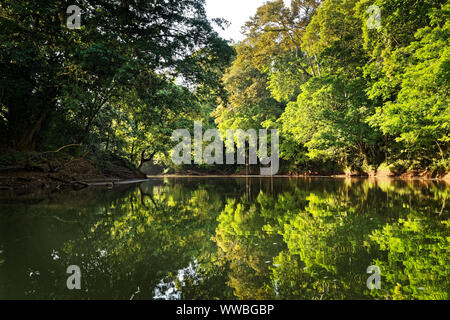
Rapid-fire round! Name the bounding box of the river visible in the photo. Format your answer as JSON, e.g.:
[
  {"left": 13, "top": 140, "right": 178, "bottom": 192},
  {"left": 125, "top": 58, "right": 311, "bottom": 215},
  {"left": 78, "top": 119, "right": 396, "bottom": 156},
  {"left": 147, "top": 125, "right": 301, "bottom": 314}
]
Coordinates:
[{"left": 0, "top": 177, "right": 448, "bottom": 300}]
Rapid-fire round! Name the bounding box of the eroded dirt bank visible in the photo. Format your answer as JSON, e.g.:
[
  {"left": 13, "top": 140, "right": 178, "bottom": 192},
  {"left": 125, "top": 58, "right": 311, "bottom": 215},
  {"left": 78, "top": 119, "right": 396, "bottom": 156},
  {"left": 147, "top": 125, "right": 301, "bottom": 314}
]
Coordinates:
[{"left": 0, "top": 157, "right": 145, "bottom": 191}]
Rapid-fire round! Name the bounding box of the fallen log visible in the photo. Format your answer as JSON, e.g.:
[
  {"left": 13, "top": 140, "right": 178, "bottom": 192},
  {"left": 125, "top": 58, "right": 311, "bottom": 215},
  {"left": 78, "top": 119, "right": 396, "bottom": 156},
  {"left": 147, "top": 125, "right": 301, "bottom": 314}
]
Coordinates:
[
  {"left": 47, "top": 175, "right": 89, "bottom": 188},
  {"left": 85, "top": 179, "right": 148, "bottom": 186}
]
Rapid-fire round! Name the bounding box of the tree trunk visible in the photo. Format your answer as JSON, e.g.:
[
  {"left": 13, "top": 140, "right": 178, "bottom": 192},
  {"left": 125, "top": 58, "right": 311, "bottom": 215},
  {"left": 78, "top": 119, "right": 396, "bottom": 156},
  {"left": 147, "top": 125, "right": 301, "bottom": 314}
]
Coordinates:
[{"left": 138, "top": 149, "right": 157, "bottom": 170}]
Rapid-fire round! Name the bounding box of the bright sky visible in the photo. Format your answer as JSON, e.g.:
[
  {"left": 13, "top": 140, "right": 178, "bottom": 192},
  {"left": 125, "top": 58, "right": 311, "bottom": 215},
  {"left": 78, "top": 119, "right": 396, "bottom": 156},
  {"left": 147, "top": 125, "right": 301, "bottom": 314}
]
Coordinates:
[{"left": 205, "top": 0, "right": 291, "bottom": 42}]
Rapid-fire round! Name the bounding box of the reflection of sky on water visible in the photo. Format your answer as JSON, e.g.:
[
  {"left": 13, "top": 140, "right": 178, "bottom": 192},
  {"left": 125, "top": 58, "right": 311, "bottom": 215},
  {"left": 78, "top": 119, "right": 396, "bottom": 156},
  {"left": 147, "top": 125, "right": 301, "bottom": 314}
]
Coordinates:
[{"left": 153, "top": 261, "right": 199, "bottom": 300}]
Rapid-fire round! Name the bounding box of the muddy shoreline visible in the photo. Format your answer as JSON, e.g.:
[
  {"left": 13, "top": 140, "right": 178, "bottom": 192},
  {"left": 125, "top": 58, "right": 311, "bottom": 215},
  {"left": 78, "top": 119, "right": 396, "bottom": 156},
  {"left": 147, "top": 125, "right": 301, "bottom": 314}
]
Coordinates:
[{"left": 0, "top": 157, "right": 146, "bottom": 192}]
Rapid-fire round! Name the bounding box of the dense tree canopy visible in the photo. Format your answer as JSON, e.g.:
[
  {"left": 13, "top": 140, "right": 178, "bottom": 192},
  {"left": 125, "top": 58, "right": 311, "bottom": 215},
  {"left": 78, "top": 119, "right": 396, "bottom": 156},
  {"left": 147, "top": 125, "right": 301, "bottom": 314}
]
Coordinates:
[
  {"left": 0, "top": 0, "right": 448, "bottom": 175},
  {"left": 213, "top": 0, "right": 449, "bottom": 175},
  {"left": 0, "top": 0, "right": 234, "bottom": 172}
]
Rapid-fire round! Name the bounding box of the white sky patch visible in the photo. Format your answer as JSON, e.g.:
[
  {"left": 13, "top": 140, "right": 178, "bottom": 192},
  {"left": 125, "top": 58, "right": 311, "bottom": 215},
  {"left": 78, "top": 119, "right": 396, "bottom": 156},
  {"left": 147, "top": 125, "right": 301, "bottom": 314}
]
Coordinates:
[
  {"left": 153, "top": 261, "right": 199, "bottom": 300},
  {"left": 205, "top": 0, "right": 292, "bottom": 42}
]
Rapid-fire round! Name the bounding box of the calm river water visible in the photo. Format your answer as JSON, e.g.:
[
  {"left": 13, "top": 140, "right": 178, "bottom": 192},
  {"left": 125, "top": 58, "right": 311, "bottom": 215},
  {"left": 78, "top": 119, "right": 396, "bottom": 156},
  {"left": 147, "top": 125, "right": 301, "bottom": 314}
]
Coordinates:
[{"left": 0, "top": 178, "right": 448, "bottom": 300}]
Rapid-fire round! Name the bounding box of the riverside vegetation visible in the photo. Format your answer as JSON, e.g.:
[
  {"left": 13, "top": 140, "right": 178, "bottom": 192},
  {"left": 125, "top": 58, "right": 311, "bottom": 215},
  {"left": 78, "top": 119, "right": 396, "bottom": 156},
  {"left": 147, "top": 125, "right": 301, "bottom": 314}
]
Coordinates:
[{"left": 0, "top": 0, "right": 448, "bottom": 186}]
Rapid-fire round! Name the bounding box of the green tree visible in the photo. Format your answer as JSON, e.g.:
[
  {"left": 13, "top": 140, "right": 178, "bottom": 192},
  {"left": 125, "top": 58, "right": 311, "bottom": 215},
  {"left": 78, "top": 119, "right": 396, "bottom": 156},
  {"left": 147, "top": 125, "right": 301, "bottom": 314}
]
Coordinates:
[
  {"left": 0, "top": 0, "right": 231, "bottom": 153},
  {"left": 281, "top": 75, "right": 381, "bottom": 170},
  {"left": 213, "top": 43, "right": 283, "bottom": 134},
  {"left": 367, "top": 7, "right": 450, "bottom": 169}
]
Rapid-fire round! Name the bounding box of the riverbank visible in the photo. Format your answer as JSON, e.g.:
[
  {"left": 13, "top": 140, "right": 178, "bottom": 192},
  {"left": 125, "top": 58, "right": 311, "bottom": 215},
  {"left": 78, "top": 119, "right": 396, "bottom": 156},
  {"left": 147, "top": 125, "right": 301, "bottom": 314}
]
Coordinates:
[
  {"left": 0, "top": 157, "right": 145, "bottom": 191},
  {"left": 1, "top": 162, "right": 448, "bottom": 191},
  {"left": 148, "top": 171, "right": 450, "bottom": 183}
]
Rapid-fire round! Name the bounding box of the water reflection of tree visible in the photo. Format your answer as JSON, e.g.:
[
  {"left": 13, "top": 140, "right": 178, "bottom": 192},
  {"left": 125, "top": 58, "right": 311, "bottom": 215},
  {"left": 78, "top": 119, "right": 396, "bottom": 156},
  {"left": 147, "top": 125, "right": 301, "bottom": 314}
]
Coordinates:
[
  {"left": 1, "top": 179, "right": 447, "bottom": 300},
  {"left": 213, "top": 180, "right": 449, "bottom": 300},
  {"left": 213, "top": 186, "right": 383, "bottom": 299},
  {"left": 368, "top": 208, "right": 449, "bottom": 300},
  {"left": 7, "top": 182, "right": 228, "bottom": 299},
  {"left": 75, "top": 184, "right": 228, "bottom": 300},
  {"left": 213, "top": 197, "right": 283, "bottom": 299}
]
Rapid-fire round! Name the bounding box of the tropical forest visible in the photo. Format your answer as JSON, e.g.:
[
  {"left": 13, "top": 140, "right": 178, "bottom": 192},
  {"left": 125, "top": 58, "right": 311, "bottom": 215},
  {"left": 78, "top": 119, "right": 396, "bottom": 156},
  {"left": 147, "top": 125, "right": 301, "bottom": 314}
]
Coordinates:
[{"left": 0, "top": 0, "right": 448, "bottom": 301}]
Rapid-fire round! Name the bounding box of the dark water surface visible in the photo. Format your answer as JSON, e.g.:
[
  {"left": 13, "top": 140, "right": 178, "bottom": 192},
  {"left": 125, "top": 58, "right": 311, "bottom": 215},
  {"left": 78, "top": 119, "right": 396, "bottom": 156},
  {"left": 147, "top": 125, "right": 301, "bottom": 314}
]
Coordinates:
[{"left": 0, "top": 178, "right": 448, "bottom": 300}]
